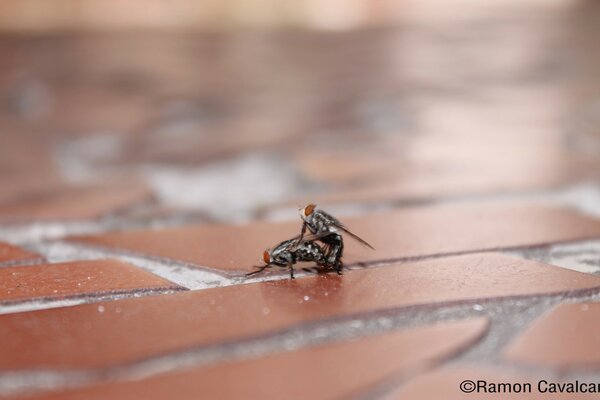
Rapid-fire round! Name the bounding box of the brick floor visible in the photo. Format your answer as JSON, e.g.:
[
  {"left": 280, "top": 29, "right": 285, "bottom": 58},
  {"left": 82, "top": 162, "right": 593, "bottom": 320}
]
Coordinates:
[
  {"left": 1, "top": 0, "right": 600, "bottom": 398},
  {"left": 503, "top": 302, "right": 600, "bottom": 368},
  {"left": 70, "top": 204, "right": 600, "bottom": 275},
  {"left": 12, "top": 319, "right": 488, "bottom": 400},
  {"left": 0, "top": 242, "right": 41, "bottom": 264},
  {"left": 0, "top": 260, "right": 183, "bottom": 304},
  {"left": 0, "top": 182, "right": 152, "bottom": 222},
  {"left": 2, "top": 253, "right": 597, "bottom": 371}
]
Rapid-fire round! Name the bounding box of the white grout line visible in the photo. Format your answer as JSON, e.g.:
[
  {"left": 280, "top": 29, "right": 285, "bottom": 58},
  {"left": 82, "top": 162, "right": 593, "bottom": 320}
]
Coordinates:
[
  {"left": 27, "top": 241, "right": 233, "bottom": 290},
  {"left": 0, "top": 221, "right": 105, "bottom": 243},
  {"left": 0, "top": 298, "right": 89, "bottom": 315},
  {"left": 509, "top": 239, "right": 600, "bottom": 275},
  {"left": 0, "top": 289, "right": 184, "bottom": 316}
]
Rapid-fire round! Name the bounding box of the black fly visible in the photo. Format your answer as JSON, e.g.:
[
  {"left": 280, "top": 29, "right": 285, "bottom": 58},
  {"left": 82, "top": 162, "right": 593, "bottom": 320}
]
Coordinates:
[
  {"left": 246, "top": 203, "right": 373, "bottom": 279},
  {"left": 297, "top": 203, "right": 374, "bottom": 274},
  {"left": 246, "top": 238, "right": 331, "bottom": 279}
]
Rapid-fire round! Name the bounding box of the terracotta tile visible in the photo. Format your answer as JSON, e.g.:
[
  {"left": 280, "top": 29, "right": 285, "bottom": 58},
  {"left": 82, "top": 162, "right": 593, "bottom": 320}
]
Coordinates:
[
  {"left": 305, "top": 169, "right": 573, "bottom": 207},
  {"left": 292, "top": 141, "right": 581, "bottom": 194},
  {"left": 0, "top": 181, "right": 152, "bottom": 221},
  {"left": 304, "top": 123, "right": 599, "bottom": 204},
  {"left": 0, "top": 253, "right": 598, "bottom": 370},
  {"left": 503, "top": 302, "right": 600, "bottom": 368},
  {"left": 71, "top": 204, "right": 600, "bottom": 274},
  {"left": 46, "top": 88, "right": 151, "bottom": 136},
  {"left": 0, "top": 241, "right": 40, "bottom": 264},
  {"left": 292, "top": 151, "right": 401, "bottom": 184},
  {"left": 17, "top": 318, "right": 489, "bottom": 400},
  {"left": 0, "top": 133, "right": 59, "bottom": 191},
  {"left": 386, "top": 365, "right": 597, "bottom": 399},
  {"left": 119, "top": 115, "right": 313, "bottom": 167},
  {"left": 0, "top": 260, "right": 182, "bottom": 304},
  {"left": 0, "top": 175, "right": 63, "bottom": 206},
  {"left": 292, "top": 127, "right": 592, "bottom": 204}
]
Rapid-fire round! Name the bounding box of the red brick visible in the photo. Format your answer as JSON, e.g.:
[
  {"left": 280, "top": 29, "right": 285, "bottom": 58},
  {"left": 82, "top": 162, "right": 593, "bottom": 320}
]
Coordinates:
[
  {"left": 291, "top": 130, "right": 593, "bottom": 205},
  {"left": 293, "top": 151, "right": 399, "bottom": 184},
  {"left": 0, "top": 253, "right": 598, "bottom": 370},
  {"left": 0, "top": 133, "right": 60, "bottom": 201},
  {"left": 71, "top": 204, "right": 600, "bottom": 274},
  {"left": 303, "top": 172, "right": 568, "bottom": 206},
  {"left": 0, "top": 182, "right": 151, "bottom": 221},
  {"left": 293, "top": 153, "right": 580, "bottom": 205},
  {"left": 387, "top": 365, "right": 597, "bottom": 399},
  {"left": 503, "top": 302, "right": 600, "bottom": 368},
  {"left": 0, "top": 242, "right": 40, "bottom": 264},
  {"left": 17, "top": 318, "right": 489, "bottom": 400},
  {"left": 0, "top": 260, "right": 182, "bottom": 304}
]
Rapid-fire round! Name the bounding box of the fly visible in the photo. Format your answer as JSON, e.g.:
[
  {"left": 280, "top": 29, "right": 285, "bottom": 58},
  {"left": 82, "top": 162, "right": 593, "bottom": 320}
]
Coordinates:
[
  {"left": 296, "top": 203, "right": 374, "bottom": 274},
  {"left": 246, "top": 238, "right": 332, "bottom": 279}
]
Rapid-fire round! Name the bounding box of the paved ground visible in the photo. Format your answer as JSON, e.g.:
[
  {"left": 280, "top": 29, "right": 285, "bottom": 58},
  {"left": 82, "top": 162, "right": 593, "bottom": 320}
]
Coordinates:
[{"left": 1, "top": 0, "right": 600, "bottom": 399}]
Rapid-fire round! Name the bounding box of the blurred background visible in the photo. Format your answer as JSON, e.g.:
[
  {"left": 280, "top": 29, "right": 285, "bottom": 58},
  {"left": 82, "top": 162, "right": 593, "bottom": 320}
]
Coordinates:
[{"left": 1, "top": 0, "right": 599, "bottom": 232}]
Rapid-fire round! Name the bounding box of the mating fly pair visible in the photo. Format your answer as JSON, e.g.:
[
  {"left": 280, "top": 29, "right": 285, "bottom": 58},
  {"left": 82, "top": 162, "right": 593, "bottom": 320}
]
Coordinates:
[{"left": 246, "top": 204, "right": 374, "bottom": 279}]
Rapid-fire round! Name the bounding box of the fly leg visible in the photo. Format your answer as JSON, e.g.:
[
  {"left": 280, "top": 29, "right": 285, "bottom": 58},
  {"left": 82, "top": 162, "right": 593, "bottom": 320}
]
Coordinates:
[
  {"left": 288, "top": 263, "right": 295, "bottom": 279},
  {"left": 335, "top": 260, "right": 343, "bottom": 275},
  {"left": 296, "top": 222, "right": 308, "bottom": 245},
  {"left": 327, "top": 237, "right": 344, "bottom": 275},
  {"left": 319, "top": 243, "right": 331, "bottom": 271},
  {"left": 245, "top": 264, "right": 271, "bottom": 277}
]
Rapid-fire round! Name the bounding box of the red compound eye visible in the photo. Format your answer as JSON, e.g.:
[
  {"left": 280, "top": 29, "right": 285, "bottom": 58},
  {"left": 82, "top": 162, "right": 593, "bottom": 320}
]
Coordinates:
[
  {"left": 263, "top": 250, "right": 270, "bottom": 263},
  {"left": 303, "top": 204, "right": 316, "bottom": 217}
]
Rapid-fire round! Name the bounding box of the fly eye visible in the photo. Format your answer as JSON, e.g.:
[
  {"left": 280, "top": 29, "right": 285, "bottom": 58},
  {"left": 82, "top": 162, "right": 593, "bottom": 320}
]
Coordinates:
[
  {"left": 263, "top": 250, "right": 271, "bottom": 263},
  {"left": 303, "top": 204, "right": 316, "bottom": 217}
]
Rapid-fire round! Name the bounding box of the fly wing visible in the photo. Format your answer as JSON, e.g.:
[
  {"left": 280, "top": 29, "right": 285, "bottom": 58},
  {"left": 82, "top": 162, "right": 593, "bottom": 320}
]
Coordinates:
[
  {"left": 316, "top": 209, "right": 375, "bottom": 250},
  {"left": 332, "top": 221, "right": 375, "bottom": 250},
  {"left": 274, "top": 238, "right": 297, "bottom": 250},
  {"left": 289, "top": 231, "right": 330, "bottom": 250}
]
